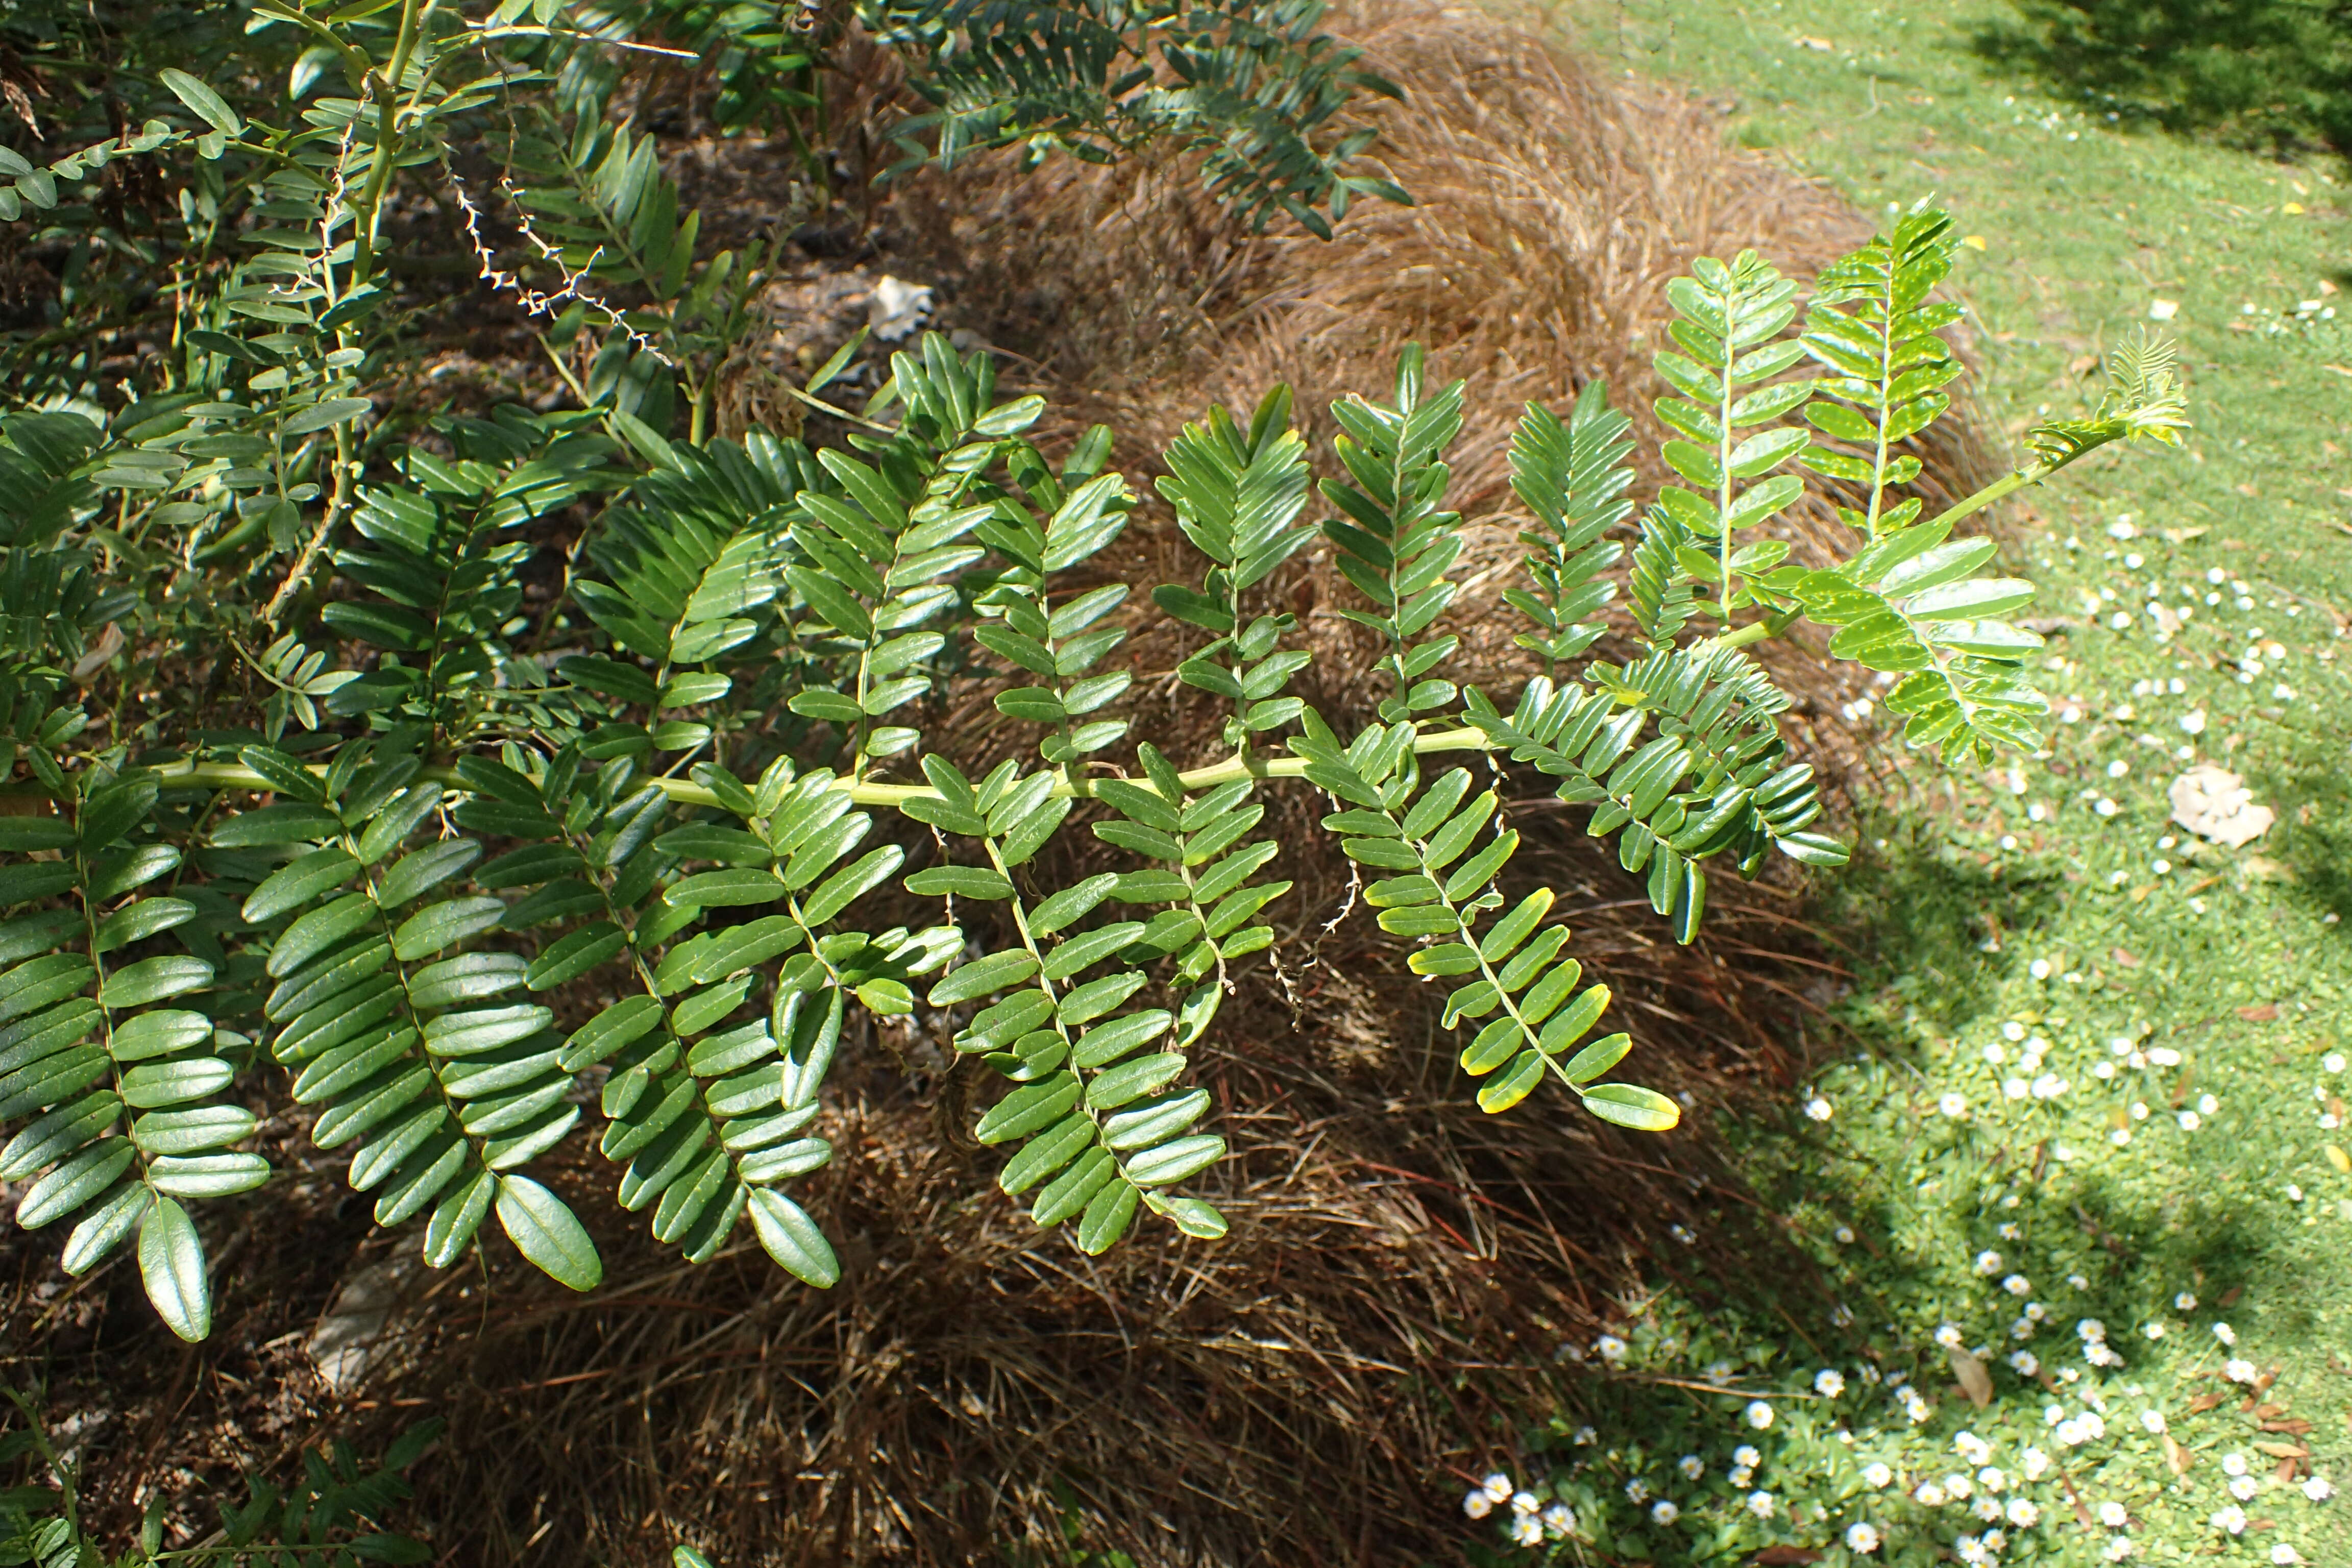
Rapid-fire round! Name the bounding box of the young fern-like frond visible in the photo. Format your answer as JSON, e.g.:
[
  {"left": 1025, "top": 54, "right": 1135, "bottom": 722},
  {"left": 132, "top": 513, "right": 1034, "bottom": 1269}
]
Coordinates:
[
  {"left": 1155, "top": 385, "right": 1318, "bottom": 752},
  {"left": 1626, "top": 504, "right": 1696, "bottom": 650},
  {"left": 1651, "top": 252, "right": 1811, "bottom": 623},
  {"left": 2025, "top": 326, "right": 2192, "bottom": 465},
  {"left": 1797, "top": 201, "right": 1966, "bottom": 541},
  {"left": 1505, "top": 381, "right": 1635, "bottom": 676},
  {"left": 973, "top": 444, "right": 1137, "bottom": 768},
  {"left": 1318, "top": 346, "right": 1471, "bottom": 722}
]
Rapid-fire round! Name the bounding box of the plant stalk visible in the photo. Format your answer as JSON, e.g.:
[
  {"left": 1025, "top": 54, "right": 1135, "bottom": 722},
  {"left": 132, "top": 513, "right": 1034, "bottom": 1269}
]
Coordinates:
[{"left": 38, "top": 728, "right": 1504, "bottom": 813}]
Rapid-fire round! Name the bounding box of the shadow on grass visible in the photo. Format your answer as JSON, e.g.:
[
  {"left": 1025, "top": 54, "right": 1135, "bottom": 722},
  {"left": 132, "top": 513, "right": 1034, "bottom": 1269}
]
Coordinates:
[
  {"left": 2245, "top": 752, "right": 2352, "bottom": 929},
  {"left": 1808, "top": 811, "right": 2073, "bottom": 1050},
  {"left": 1966, "top": 0, "right": 2352, "bottom": 154}
]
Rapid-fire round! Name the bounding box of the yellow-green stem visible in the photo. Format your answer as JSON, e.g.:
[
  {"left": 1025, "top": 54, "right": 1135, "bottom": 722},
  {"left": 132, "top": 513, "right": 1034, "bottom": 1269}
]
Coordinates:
[{"left": 72, "top": 727, "right": 1502, "bottom": 812}]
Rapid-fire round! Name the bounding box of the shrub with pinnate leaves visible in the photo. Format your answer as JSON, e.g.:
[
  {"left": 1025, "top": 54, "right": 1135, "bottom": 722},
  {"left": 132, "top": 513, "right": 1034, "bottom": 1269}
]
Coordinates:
[{"left": 0, "top": 164, "right": 2189, "bottom": 1334}]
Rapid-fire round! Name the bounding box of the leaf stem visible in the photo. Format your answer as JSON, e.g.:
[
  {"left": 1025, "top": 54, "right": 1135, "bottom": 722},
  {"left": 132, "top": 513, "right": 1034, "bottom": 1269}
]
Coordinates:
[{"left": 86, "top": 728, "right": 1506, "bottom": 812}]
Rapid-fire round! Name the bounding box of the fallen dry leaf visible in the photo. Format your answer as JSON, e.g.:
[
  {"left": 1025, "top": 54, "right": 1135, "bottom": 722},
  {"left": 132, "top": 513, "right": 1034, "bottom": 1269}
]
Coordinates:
[
  {"left": 2255, "top": 1441, "right": 2311, "bottom": 1459},
  {"left": 2325, "top": 1145, "right": 2349, "bottom": 1175},
  {"left": 2171, "top": 765, "right": 2276, "bottom": 847},
  {"left": 2112, "top": 947, "right": 2141, "bottom": 967},
  {"left": 2239, "top": 1004, "right": 2281, "bottom": 1022},
  {"left": 2260, "top": 1417, "right": 2314, "bottom": 1434},
  {"left": 2189, "top": 1391, "right": 2227, "bottom": 1413},
  {"left": 1949, "top": 1348, "right": 1994, "bottom": 1409},
  {"left": 2164, "top": 1434, "right": 2193, "bottom": 1474}
]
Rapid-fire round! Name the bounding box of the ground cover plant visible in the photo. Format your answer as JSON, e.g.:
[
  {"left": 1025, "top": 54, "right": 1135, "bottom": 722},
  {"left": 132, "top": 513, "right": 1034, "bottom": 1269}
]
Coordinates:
[{"left": 1439, "top": 2, "right": 2352, "bottom": 1564}]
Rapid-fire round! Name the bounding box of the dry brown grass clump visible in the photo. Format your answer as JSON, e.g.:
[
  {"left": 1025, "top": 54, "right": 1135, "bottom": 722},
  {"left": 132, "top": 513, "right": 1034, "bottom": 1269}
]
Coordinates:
[{"left": 4, "top": 10, "right": 1993, "bottom": 1566}]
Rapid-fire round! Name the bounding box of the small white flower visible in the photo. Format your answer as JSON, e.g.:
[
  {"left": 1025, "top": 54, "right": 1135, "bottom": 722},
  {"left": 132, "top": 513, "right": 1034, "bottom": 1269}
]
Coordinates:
[
  {"left": 1916, "top": 1482, "right": 1948, "bottom": 1507},
  {"left": 2140, "top": 1410, "right": 2166, "bottom": 1434},
  {"left": 2225, "top": 1358, "right": 2258, "bottom": 1384},
  {"left": 1572, "top": 1426, "right": 1596, "bottom": 1446},
  {"left": 2303, "top": 1475, "right": 2334, "bottom": 1501},
  {"left": 2143, "top": 1322, "right": 2165, "bottom": 1340},
  {"left": 1845, "top": 1522, "right": 1881, "bottom": 1553},
  {"left": 1958, "top": 1538, "right": 1994, "bottom": 1567},
  {"left": 1940, "top": 1093, "right": 1969, "bottom": 1117},
  {"left": 1508, "top": 1513, "right": 1542, "bottom": 1547},
  {"left": 1463, "top": 1491, "right": 1493, "bottom": 1520},
  {"left": 1540, "top": 1503, "right": 1574, "bottom": 1539},
  {"left": 1835, "top": 1226, "right": 1856, "bottom": 1244},
  {"left": 2212, "top": 1504, "right": 2248, "bottom": 1536},
  {"left": 1624, "top": 1478, "right": 1648, "bottom": 1505},
  {"left": 1979, "top": 1467, "right": 2006, "bottom": 1493},
  {"left": 1816, "top": 1369, "right": 1846, "bottom": 1398},
  {"left": 2079, "top": 1318, "right": 2107, "bottom": 1342},
  {"left": 2271, "top": 1546, "right": 2304, "bottom": 1566},
  {"left": 2325, "top": 1053, "right": 2346, "bottom": 1074},
  {"left": 2224, "top": 1453, "right": 2250, "bottom": 1477},
  {"left": 2030, "top": 958, "right": 2051, "bottom": 979},
  {"left": 2105, "top": 1537, "right": 2137, "bottom": 1562},
  {"left": 2098, "top": 1500, "right": 2128, "bottom": 1527},
  {"left": 1745, "top": 1400, "right": 1774, "bottom": 1430},
  {"left": 2180, "top": 709, "right": 2207, "bottom": 734},
  {"left": 2057, "top": 1418, "right": 2086, "bottom": 1447},
  {"left": 2178, "top": 1110, "right": 2201, "bottom": 1131},
  {"left": 2110, "top": 1128, "right": 2133, "bottom": 1146},
  {"left": 1677, "top": 1454, "right": 1703, "bottom": 1480},
  {"left": 1806, "top": 1096, "right": 1833, "bottom": 1121},
  {"left": 1863, "top": 1462, "right": 1893, "bottom": 1488},
  {"left": 1999, "top": 1221, "right": 2020, "bottom": 1240},
  {"left": 2005, "top": 1077, "right": 2031, "bottom": 1100},
  {"left": 1728, "top": 1465, "right": 1753, "bottom": 1488},
  {"left": 2025, "top": 1301, "right": 2048, "bottom": 1322},
  {"left": 1974, "top": 1497, "right": 2003, "bottom": 1522},
  {"left": 1747, "top": 1490, "right": 1775, "bottom": 1518},
  {"left": 1733, "top": 1445, "right": 1761, "bottom": 1469},
  {"left": 1512, "top": 1490, "right": 1540, "bottom": 1515},
  {"left": 2022, "top": 1447, "right": 2050, "bottom": 1480},
  {"left": 2010, "top": 1349, "right": 2039, "bottom": 1375},
  {"left": 1650, "top": 1500, "right": 1679, "bottom": 1526},
  {"left": 2174, "top": 1291, "right": 2197, "bottom": 1310},
  {"left": 2230, "top": 1474, "right": 2261, "bottom": 1501},
  {"left": 1596, "top": 1334, "right": 1629, "bottom": 1363},
  {"left": 1954, "top": 1431, "right": 1993, "bottom": 1465},
  {"left": 1937, "top": 1323, "right": 1967, "bottom": 1349},
  {"left": 1944, "top": 1473, "right": 1974, "bottom": 1500},
  {"left": 1482, "top": 1473, "right": 1514, "bottom": 1503},
  {"left": 2002, "top": 1022, "right": 2027, "bottom": 1042},
  {"left": 2149, "top": 1047, "right": 2181, "bottom": 1067},
  {"left": 2198, "top": 1093, "right": 2219, "bottom": 1115},
  {"left": 2007, "top": 1499, "right": 2040, "bottom": 1527}
]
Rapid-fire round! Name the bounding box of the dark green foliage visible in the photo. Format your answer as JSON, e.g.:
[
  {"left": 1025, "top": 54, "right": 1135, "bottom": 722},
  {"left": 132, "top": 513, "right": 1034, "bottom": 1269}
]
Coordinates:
[{"left": 1973, "top": 0, "right": 2352, "bottom": 152}]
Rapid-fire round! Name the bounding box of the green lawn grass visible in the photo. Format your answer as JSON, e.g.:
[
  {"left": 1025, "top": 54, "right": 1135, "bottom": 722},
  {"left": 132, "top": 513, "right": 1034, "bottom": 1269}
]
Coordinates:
[{"left": 1452, "top": 3, "right": 2352, "bottom": 1563}]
